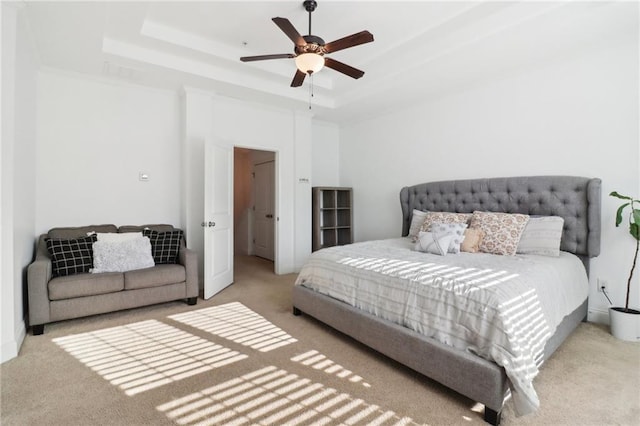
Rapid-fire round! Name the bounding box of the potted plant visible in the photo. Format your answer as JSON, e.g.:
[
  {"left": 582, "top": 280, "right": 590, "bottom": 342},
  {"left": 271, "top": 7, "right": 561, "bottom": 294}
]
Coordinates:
[{"left": 609, "top": 191, "right": 640, "bottom": 341}]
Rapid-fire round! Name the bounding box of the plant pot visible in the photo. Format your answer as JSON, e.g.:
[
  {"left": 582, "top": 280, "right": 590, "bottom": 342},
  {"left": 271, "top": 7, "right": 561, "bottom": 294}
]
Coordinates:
[{"left": 609, "top": 307, "right": 640, "bottom": 342}]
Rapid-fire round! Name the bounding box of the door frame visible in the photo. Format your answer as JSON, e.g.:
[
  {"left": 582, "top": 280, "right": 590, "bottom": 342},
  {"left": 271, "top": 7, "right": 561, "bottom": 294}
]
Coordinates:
[{"left": 234, "top": 145, "right": 279, "bottom": 271}]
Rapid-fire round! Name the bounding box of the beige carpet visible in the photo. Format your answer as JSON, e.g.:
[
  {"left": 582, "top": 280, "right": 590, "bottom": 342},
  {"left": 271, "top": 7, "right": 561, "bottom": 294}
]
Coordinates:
[{"left": 1, "top": 255, "right": 639, "bottom": 426}]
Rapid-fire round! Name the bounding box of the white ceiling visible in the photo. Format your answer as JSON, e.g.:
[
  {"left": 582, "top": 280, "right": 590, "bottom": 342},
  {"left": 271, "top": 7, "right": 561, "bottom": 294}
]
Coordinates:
[{"left": 23, "top": 1, "right": 637, "bottom": 123}]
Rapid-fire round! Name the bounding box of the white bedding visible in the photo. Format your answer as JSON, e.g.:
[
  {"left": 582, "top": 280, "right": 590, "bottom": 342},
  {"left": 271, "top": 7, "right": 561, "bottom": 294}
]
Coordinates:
[{"left": 294, "top": 237, "right": 588, "bottom": 416}]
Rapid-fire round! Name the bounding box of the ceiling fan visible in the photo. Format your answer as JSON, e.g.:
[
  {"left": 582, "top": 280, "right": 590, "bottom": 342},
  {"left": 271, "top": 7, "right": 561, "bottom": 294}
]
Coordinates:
[{"left": 240, "top": 0, "right": 374, "bottom": 87}]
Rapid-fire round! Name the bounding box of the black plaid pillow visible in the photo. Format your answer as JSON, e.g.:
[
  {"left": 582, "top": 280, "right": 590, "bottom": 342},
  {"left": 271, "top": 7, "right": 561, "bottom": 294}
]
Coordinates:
[
  {"left": 46, "top": 234, "right": 97, "bottom": 277},
  {"left": 143, "top": 229, "right": 183, "bottom": 264}
]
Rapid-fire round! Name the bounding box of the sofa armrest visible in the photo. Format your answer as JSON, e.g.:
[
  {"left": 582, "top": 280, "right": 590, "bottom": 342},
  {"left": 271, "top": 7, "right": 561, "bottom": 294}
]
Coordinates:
[
  {"left": 27, "top": 235, "right": 52, "bottom": 326},
  {"left": 179, "top": 244, "right": 199, "bottom": 298}
]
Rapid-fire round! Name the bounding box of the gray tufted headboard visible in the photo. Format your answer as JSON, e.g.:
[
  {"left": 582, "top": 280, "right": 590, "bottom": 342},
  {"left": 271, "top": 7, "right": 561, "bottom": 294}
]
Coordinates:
[{"left": 400, "top": 176, "right": 601, "bottom": 270}]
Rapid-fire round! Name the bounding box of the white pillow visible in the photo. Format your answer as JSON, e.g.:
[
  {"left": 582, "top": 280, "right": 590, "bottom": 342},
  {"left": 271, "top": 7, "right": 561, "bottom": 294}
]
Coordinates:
[
  {"left": 414, "top": 231, "right": 455, "bottom": 256},
  {"left": 517, "top": 216, "right": 564, "bottom": 256},
  {"left": 91, "top": 237, "right": 155, "bottom": 273},
  {"left": 96, "top": 232, "right": 143, "bottom": 242},
  {"left": 408, "top": 210, "right": 429, "bottom": 240},
  {"left": 429, "top": 222, "right": 468, "bottom": 254}
]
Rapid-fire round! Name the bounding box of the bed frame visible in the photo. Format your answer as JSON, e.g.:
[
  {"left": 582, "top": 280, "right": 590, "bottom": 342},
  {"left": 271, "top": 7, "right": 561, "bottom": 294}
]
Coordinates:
[{"left": 293, "top": 176, "right": 601, "bottom": 425}]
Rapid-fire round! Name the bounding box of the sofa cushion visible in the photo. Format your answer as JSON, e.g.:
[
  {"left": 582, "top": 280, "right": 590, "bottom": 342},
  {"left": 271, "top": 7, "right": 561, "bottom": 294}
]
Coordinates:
[
  {"left": 119, "top": 224, "right": 175, "bottom": 233},
  {"left": 143, "top": 229, "right": 183, "bottom": 264},
  {"left": 46, "top": 234, "right": 97, "bottom": 277},
  {"left": 48, "top": 272, "right": 124, "bottom": 300},
  {"left": 48, "top": 224, "right": 117, "bottom": 239},
  {"left": 124, "top": 265, "right": 186, "bottom": 290}
]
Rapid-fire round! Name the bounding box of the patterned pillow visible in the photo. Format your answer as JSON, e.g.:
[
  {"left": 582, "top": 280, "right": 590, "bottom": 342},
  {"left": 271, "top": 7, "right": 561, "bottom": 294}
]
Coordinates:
[
  {"left": 91, "top": 237, "right": 155, "bottom": 273},
  {"left": 469, "top": 211, "right": 530, "bottom": 256},
  {"left": 46, "top": 234, "right": 97, "bottom": 277},
  {"left": 143, "top": 229, "right": 183, "bottom": 264},
  {"left": 419, "top": 212, "right": 472, "bottom": 234},
  {"left": 460, "top": 228, "right": 485, "bottom": 253},
  {"left": 408, "top": 209, "right": 429, "bottom": 240},
  {"left": 516, "top": 216, "right": 564, "bottom": 256},
  {"left": 414, "top": 231, "right": 455, "bottom": 256},
  {"left": 430, "top": 222, "right": 468, "bottom": 254}
]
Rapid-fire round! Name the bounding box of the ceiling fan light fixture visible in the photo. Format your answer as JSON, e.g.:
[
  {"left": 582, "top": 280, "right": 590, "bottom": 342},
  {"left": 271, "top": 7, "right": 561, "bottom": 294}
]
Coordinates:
[{"left": 295, "top": 53, "right": 324, "bottom": 74}]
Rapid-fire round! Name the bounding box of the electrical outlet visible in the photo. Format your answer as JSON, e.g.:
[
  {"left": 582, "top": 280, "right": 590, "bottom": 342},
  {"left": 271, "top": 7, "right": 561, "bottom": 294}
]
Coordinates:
[{"left": 597, "top": 278, "right": 608, "bottom": 293}]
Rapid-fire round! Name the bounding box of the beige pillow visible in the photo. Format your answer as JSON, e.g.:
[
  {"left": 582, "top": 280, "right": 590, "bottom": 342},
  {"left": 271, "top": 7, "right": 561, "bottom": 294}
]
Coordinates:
[
  {"left": 469, "top": 211, "right": 530, "bottom": 256},
  {"left": 461, "top": 228, "right": 485, "bottom": 253},
  {"left": 419, "top": 212, "right": 472, "bottom": 234}
]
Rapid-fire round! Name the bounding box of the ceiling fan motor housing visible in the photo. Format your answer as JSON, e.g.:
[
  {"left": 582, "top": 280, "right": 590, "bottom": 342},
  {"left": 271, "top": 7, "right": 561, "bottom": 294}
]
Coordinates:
[{"left": 296, "top": 35, "right": 326, "bottom": 55}]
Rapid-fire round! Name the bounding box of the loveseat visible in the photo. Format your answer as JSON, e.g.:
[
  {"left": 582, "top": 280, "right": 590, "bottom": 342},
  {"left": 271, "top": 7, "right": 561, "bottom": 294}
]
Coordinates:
[{"left": 27, "top": 224, "right": 198, "bottom": 335}]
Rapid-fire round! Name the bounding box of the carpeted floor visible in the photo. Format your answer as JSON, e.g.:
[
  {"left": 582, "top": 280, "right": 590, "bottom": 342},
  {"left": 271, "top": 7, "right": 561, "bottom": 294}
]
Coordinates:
[{"left": 1, "top": 255, "right": 639, "bottom": 426}]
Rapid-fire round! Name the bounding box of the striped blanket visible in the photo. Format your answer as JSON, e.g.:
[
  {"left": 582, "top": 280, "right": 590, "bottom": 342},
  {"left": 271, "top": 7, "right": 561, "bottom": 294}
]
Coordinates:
[{"left": 294, "top": 238, "right": 588, "bottom": 416}]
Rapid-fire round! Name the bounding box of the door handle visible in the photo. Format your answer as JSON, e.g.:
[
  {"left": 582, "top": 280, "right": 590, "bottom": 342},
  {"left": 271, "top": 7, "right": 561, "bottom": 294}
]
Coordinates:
[
  {"left": 266, "top": 214, "right": 273, "bottom": 218},
  {"left": 201, "top": 221, "right": 216, "bottom": 227}
]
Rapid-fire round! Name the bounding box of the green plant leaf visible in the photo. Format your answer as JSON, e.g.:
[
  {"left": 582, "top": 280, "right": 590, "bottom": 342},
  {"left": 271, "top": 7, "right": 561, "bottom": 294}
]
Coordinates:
[
  {"left": 615, "top": 203, "right": 629, "bottom": 227},
  {"left": 633, "top": 208, "right": 640, "bottom": 225},
  {"left": 610, "top": 191, "right": 632, "bottom": 200},
  {"left": 631, "top": 222, "right": 640, "bottom": 240}
]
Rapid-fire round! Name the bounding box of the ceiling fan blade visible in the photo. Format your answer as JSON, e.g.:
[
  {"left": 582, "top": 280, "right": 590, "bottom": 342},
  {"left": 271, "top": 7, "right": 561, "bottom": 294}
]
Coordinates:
[
  {"left": 291, "top": 70, "right": 306, "bottom": 87},
  {"left": 324, "top": 57, "right": 365, "bottom": 79},
  {"left": 324, "top": 30, "right": 374, "bottom": 54},
  {"left": 272, "top": 17, "right": 306, "bottom": 46},
  {"left": 240, "top": 54, "right": 295, "bottom": 62}
]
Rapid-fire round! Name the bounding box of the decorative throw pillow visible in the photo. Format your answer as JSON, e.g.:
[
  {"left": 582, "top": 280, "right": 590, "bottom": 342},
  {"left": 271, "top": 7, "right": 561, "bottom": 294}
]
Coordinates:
[
  {"left": 91, "top": 237, "right": 155, "bottom": 273},
  {"left": 419, "top": 212, "right": 472, "bottom": 234},
  {"left": 429, "top": 222, "right": 468, "bottom": 254},
  {"left": 517, "top": 216, "right": 564, "bottom": 256},
  {"left": 408, "top": 209, "right": 429, "bottom": 240},
  {"left": 414, "top": 231, "right": 455, "bottom": 256},
  {"left": 460, "top": 228, "right": 485, "bottom": 253},
  {"left": 46, "top": 234, "right": 97, "bottom": 277},
  {"left": 143, "top": 229, "right": 183, "bottom": 264},
  {"left": 469, "top": 211, "right": 530, "bottom": 256},
  {"left": 95, "top": 232, "right": 143, "bottom": 243}
]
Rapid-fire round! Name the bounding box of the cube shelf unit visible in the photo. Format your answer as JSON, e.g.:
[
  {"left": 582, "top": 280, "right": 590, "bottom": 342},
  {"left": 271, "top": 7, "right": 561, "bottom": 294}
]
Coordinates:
[{"left": 312, "top": 187, "right": 353, "bottom": 252}]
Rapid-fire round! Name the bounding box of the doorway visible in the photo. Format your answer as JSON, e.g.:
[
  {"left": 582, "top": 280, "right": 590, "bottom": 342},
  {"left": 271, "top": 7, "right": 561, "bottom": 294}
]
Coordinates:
[{"left": 233, "top": 147, "right": 276, "bottom": 269}]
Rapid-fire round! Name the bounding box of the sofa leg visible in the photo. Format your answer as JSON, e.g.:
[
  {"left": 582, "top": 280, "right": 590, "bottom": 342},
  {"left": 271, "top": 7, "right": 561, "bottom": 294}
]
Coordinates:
[
  {"left": 32, "top": 324, "right": 44, "bottom": 335},
  {"left": 293, "top": 307, "right": 302, "bottom": 316},
  {"left": 186, "top": 297, "right": 197, "bottom": 306}
]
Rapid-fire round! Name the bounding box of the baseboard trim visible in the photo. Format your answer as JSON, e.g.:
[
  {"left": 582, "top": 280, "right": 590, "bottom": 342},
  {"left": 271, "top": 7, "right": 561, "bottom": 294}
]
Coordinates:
[
  {"left": 588, "top": 307, "right": 610, "bottom": 325},
  {"left": 1, "top": 319, "right": 26, "bottom": 364}
]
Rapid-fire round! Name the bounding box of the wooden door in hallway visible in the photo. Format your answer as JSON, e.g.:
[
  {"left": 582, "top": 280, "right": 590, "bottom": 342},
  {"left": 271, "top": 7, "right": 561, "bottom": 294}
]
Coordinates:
[{"left": 253, "top": 160, "right": 275, "bottom": 261}]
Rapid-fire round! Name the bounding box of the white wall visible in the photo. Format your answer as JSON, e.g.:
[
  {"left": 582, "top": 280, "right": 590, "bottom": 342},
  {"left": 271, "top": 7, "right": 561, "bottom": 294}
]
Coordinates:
[
  {"left": 340, "top": 34, "right": 639, "bottom": 323},
  {"left": 311, "top": 120, "right": 340, "bottom": 187},
  {"left": 35, "top": 71, "right": 182, "bottom": 233},
  {"left": 1, "top": 3, "right": 38, "bottom": 363}
]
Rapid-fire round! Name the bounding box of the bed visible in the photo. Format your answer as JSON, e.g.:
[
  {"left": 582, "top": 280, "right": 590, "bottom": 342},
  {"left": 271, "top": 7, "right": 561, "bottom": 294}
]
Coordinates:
[{"left": 292, "top": 176, "right": 601, "bottom": 425}]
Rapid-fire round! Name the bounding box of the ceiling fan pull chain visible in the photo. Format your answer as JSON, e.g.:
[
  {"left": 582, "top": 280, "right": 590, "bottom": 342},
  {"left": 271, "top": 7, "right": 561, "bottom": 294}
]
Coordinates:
[{"left": 308, "top": 75, "right": 313, "bottom": 110}]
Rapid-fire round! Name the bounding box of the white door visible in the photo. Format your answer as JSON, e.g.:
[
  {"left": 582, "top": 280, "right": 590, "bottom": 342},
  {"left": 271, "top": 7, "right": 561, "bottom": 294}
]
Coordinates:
[
  {"left": 253, "top": 160, "right": 275, "bottom": 261},
  {"left": 204, "top": 142, "right": 233, "bottom": 299}
]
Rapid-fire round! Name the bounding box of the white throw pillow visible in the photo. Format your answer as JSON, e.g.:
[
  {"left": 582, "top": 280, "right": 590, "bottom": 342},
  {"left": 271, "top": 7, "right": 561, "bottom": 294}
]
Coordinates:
[
  {"left": 408, "top": 210, "right": 429, "bottom": 240},
  {"left": 517, "top": 216, "right": 564, "bottom": 256},
  {"left": 414, "top": 231, "right": 455, "bottom": 256},
  {"left": 96, "top": 232, "right": 143, "bottom": 242},
  {"left": 429, "top": 222, "right": 468, "bottom": 254},
  {"left": 91, "top": 237, "right": 155, "bottom": 273}
]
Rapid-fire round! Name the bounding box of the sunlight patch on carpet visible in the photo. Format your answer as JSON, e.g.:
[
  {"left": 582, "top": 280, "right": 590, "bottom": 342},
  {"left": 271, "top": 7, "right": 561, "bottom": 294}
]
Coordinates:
[
  {"left": 156, "top": 366, "right": 419, "bottom": 426},
  {"left": 169, "top": 302, "right": 297, "bottom": 352},
  {"left": 291, "top": 350, "right": 371, "bottom": 388},
  {"left": 53, "top": 320, "right": 248, "bottom": 396}
]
